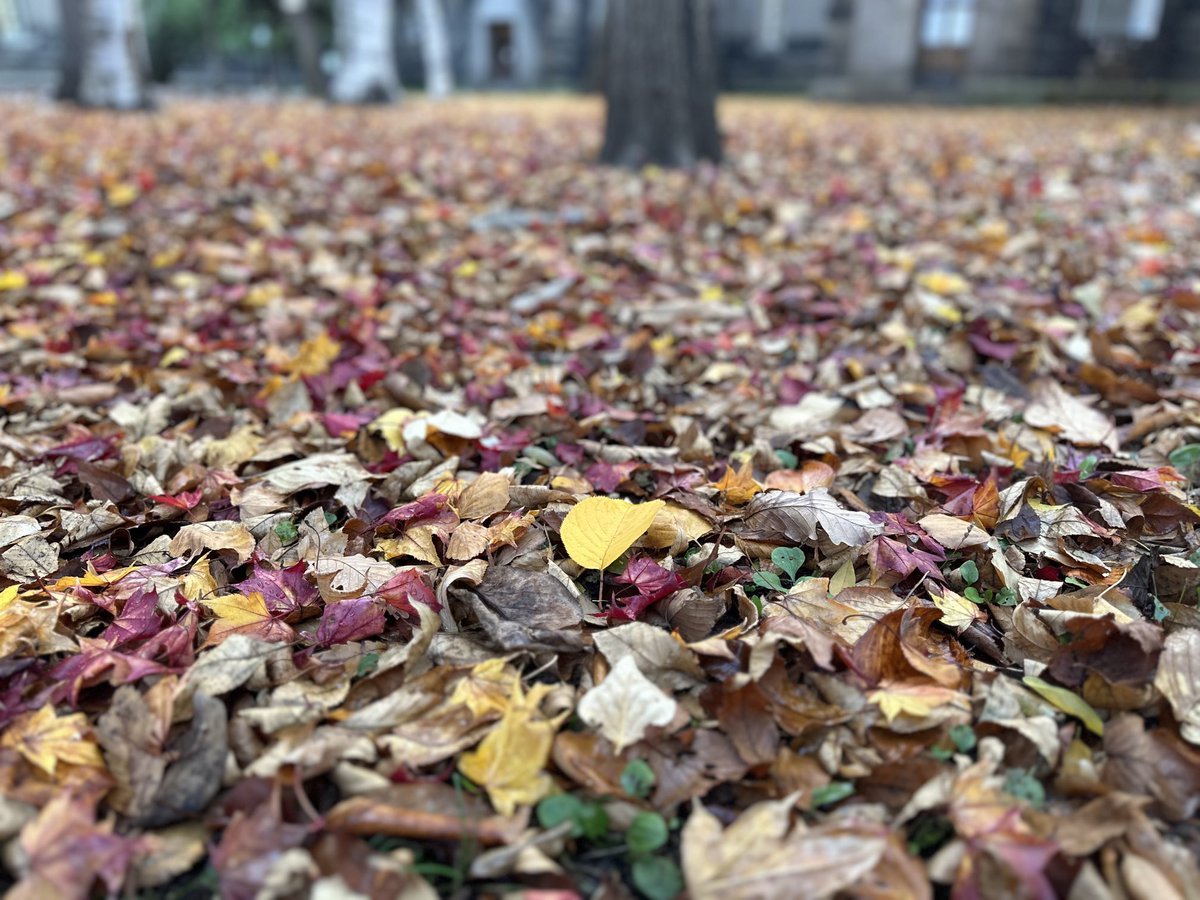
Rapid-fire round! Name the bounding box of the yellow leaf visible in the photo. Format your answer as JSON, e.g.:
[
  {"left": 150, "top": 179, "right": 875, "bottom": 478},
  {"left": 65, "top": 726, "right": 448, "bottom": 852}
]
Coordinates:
[
  {"left": 0, "top": 706, "right": 104, "bottom": 776},
  {"left": 0, "top": 270, "right": 28, "bottom": 291},
  {"left": 1023, "top": 675, "right": 1104, "bottom": 736},
  {"left": 869, "top": 681, "right": 969, "bottom": 724},
  {"left": 450, "top": 658, "right": 520, "bottom": 718},
  {"left": 0, "top": 584, "right": 19, "bottom": 613},
  {"left": 828, "top": 557, "right": 857, "bottom": 597},
  {"left": 181, "top": 557, "right": 218, "bottom": 602},
  {"left": 202, "top": 424, "right": 262, "bottom": 468},
  {"left": 931, "top": 586, "right": 986, "bottom": 632},
  {"left": 160, "top": 346, "right": 189, "bottom": 368},
  {"left": 709, "top": 462, "right": 761, "bottom": 505},
  {"left": 370, "top": 408, "right": 414, "bottom": 453},
  {"left": 202, "top": 591, "right": 271, "bottom": 628},
  {"left": 169, "top": 521, "right": 256, "bottom": 564},
  {"left": 487, "top": 511, "right": 536, "bottom": 550},
  {"left": 458, "top": 681, "right": 563, "bottom": 815},
  {"left": 560, "top": 497, "right": 665, "bottom": 570},
  {"left": 644, "top": 503, "right": 713, "bottom": 552},
  {"left": 377, "top": 523, "right": 443, "bottom": 566},
  {"left": 918, "top": 270, "right": 970, "bottom": 296},
  {"left": 200, "top": 591, "right": 293, "bottom": 646},
  {"left": 106, "top": 182, "right": 139, "bottom": 207},
  {"left": 283, "top": 331, "right": 341, "bottom": 377},
  {"left": 51, "top": 564, "right": 139, "bottom": 591}
]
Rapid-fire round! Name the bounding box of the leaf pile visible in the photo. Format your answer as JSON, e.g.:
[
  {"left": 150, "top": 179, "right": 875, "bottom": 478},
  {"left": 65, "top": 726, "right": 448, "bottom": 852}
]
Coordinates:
[{"left": 1, "top": 98, "right": 1199, "bottom": 898}]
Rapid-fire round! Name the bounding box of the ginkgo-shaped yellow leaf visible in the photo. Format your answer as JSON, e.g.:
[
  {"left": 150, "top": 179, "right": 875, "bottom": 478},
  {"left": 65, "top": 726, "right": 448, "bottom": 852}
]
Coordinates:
[
  {"left": 560, "top": 497, "right": 665, "bottom": 570},
  {"left": 458, "top": 681, "right": 565, "bottom": 815},
  {"left": 1, "top": 706, "right": 104, "bottom": 776}
]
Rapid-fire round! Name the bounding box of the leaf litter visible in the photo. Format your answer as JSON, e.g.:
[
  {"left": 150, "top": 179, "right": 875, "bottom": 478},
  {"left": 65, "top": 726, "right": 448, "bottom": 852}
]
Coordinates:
[{"left": 0, "top": 97, "right": 1199, "bottom": 898}]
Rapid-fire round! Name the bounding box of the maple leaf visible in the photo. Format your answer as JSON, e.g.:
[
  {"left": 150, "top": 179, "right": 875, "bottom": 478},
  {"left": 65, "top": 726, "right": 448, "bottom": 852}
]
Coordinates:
[
  {"left": 931, "top": 586, "right": 986, "bottom": 633},
  {"left": 585, "top": 459, "right": 640, "bottom": 492},
  {"left": 169, "top": 521, "right": 256, "bottom": 564},
  {"left": 235, "top": 560, "right": 318, "bottom": 618},
  {"left": 377, "top": 567, "right": 440, "bottom": 615},
  {"left": 710, "top": 460, "right": 762, "bottom": 504},
  {"left": 9, "top": 794, "right": 139, "bottom": 899},
  {"left": 101, "top": 588, "right": 164, "bottom": 647},
  {"left": 866, "top": 535, "right": 945, "bottom": 583},
  {"left": 1, "top": 705, "right": 105, "bottom": 776},
  {"left": 47, "top": 637, "right": 168, "bottom": 705},
  {"left": 201, "top": 591, "right": 297, "bottom": 646}
]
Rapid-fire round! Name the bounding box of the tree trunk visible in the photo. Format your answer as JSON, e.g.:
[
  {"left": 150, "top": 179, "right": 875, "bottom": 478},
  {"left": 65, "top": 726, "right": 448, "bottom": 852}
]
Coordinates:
[
  {"left": 79, "top": 0, "right": 151, "bottom": 109},
  {"left": 57, "top": 0, "right": 85, "bottom": 101},
  {"left": 279, "top": 0, "right": 327, "bottom": 96},
  {"left": 415, "top": 0, "right": 453, "bottom": 99},
  {"left": 330, "top": 0, "right": 400, "bottom": 103},
  {"left": 600, "top": 0, "right": 721, "bottom": 168}
]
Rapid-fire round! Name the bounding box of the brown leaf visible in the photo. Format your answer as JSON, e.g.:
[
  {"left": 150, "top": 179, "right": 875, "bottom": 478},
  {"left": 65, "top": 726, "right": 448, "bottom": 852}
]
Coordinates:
[{"left": 681, "top": 796, "right": 887, "bottom": 900}]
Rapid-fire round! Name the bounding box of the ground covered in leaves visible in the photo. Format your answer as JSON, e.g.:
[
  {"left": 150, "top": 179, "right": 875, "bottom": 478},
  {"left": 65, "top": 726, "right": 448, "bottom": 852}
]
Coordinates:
[{"left": 1, "top": 96, "right": 1199, "bottom": 899}]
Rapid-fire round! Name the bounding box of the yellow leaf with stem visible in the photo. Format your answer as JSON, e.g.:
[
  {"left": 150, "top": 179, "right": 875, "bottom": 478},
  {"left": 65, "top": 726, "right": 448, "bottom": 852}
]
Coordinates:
[{"left": 560, "top": 497, "right": 665, "bottom": 571}]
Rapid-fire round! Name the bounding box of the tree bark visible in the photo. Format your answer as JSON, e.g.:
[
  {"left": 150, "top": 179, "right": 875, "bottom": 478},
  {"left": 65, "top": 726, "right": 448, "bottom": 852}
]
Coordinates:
[
  {"left": 415, "top": 0, "right": 453, "bottom": 99},
  {"left": 600, "top": 0, "right": 721, "bottom": 168},
  {"left": 57, "top": 0, "right": 85, "bottom": 102},
  {"left": 330, "top": 0, "right": 400, "bottom": 103},
  {"left": 279, "top": 0, "right": 327, "bottom": 96},
  {"left": 79, "top": 0, "right": 151, "bottom": 109}
]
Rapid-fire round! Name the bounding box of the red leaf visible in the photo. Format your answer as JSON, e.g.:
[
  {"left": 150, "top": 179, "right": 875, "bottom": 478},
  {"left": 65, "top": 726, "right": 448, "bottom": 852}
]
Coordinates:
[
  {"left": 317, "top": 596, "right": 385, "bottom": 646},
  {"left": 377, "top": 567, "right": 440, "bottom": 614}
]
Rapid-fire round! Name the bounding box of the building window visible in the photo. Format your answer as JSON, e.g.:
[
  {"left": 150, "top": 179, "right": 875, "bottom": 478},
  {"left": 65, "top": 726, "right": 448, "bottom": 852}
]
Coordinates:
[
  {"left": 920, "top": 0, "right": 976, "bottom": 49},
  {"left": 1078, "top": 0, "right": 1164, "bottom": 40}
]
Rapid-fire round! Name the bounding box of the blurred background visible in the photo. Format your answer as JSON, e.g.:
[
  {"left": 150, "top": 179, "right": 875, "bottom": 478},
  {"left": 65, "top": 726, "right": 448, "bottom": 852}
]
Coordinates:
[{"left": 0, "top": 0, "right": 1196, "bottom": 103}]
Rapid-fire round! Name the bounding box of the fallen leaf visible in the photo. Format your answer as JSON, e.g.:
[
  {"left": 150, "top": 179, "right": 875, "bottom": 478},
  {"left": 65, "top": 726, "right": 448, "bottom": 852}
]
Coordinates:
[
  {"left": 201, "top": 591, "right": 297, "bottom": 646},
  {"left": 1024, "top": 674, "right": 1105, "bottom": 736},
  {"left": 577, "top": 656, "right": 678, "bottom": 752},
  {"left": 681, "top": 796, "right": 887, "bottom": 900},
  {"left": 1153, "top": 629, "right": 1200, "bottom": 745},
  {"left": 743, "top": 489, "right": 883, "bottom": 547},
  {"left": 169, "top": 521, "right": 256, "bottom": 564},
  {"left": 458, "top": 682, "right": 565, "bottom": 815},
  {"left": 560, "top": 496, "right": 666, "bottom": 570},
  {"left": 1, "top": 706, "right": 105, "bottom": 776}
]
